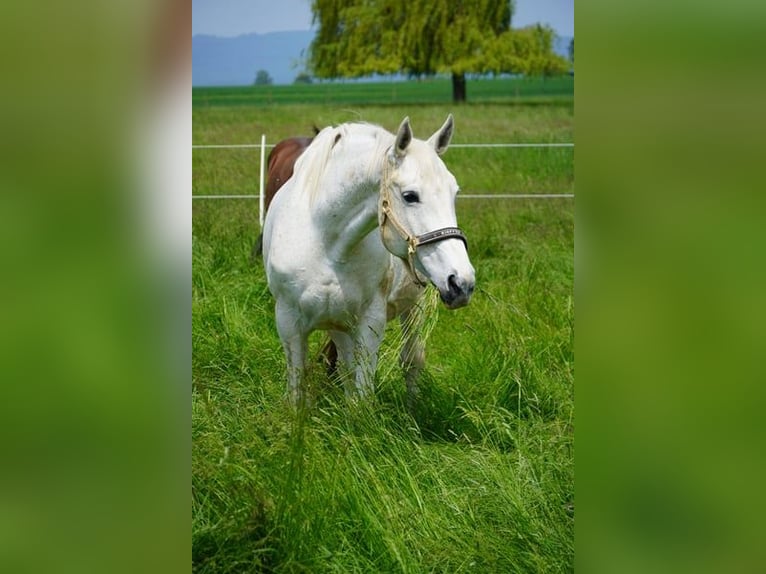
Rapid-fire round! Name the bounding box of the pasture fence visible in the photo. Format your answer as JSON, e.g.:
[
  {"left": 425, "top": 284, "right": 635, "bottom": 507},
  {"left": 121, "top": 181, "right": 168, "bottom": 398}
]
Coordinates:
[
  {"left": 191, "top": 142, "right": 574, "bottom": 150},
  {"left": 192, "top": 136, "right": 574, "bottom": 225},
  {"left": 192, "top": 194, "right": 574, "bottom": 200}
]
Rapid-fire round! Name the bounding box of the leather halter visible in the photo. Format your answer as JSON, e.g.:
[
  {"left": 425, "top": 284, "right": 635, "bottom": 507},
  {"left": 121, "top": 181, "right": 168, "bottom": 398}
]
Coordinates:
[{"left": 378, "top": 157, "right": 468, "bottom": 287}]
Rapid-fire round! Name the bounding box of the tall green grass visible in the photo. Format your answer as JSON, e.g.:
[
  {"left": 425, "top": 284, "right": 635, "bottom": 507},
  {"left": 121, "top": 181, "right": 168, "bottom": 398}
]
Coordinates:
[{"left": 193, "top": 97, "right": 574, "bottom": 572}]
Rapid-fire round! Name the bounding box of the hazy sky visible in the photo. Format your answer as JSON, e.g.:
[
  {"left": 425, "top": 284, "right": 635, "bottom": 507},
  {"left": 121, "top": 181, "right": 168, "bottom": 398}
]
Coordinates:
[{"left": 192, "top": 0, "right": 574, "bottom": 37}]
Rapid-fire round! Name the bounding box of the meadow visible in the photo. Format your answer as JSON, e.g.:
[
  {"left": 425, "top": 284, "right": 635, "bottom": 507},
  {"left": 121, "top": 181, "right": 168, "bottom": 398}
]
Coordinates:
[
  {"left": 192, "top": 75, "right": 574, "bottom": 108},
  {"left": 193, "top": 79, "right": 574, "bottom": 572}
]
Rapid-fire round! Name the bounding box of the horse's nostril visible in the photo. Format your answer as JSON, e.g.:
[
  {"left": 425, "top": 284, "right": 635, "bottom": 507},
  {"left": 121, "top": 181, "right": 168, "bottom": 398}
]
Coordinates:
[{"left": 448, "top": 274, "right": 462, "bottom": 295}]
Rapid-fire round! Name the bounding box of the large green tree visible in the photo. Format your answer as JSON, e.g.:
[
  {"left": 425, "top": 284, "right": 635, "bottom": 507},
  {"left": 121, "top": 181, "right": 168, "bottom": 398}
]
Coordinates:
[{"left": 309, "top": 0, "right": 568, "bottom": 102}]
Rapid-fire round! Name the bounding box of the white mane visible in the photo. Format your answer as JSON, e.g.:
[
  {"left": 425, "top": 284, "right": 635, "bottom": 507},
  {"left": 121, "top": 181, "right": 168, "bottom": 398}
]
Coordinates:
[{"left": 291, "top": 122, "right": 394, "bottom": 204}]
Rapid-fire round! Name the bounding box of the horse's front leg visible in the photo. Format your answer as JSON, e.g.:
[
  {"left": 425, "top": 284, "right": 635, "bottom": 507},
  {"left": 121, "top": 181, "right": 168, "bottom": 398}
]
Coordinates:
[
  {"left": 274, "top": 300, "right": 309, "bottom": 407},
  {"left": 354, "top": 311, "right": 386, "bottom": 397},
  {"left": 331, "top": 304, "right": 386, "bottom": 399}
]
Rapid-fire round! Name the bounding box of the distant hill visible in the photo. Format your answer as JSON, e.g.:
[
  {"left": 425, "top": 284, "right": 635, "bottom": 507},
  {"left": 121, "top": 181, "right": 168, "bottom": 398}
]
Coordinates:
[
  {"left": 192, "top": 31, "right": 314, "bottom": 87},
  {"left": 192, "top": 31, "right": 573, "bottom": 87}
]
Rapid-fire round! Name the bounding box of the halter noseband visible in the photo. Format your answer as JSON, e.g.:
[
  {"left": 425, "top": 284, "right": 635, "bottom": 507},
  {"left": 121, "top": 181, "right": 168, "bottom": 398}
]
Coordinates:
[{"left": 378, "top": 158, "right": 468, "bottom": 287}]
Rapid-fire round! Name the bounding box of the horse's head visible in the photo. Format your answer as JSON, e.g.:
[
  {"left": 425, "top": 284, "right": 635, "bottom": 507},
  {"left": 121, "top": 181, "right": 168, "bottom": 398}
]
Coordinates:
[{"left": 379, "top": 115, "right": 475, "bottom": 309}]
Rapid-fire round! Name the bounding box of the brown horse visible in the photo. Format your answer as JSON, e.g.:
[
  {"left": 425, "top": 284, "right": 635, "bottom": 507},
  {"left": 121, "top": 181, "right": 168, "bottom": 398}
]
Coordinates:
[{"left": 251, "top": 134, "right": 316, "bottom": 261}]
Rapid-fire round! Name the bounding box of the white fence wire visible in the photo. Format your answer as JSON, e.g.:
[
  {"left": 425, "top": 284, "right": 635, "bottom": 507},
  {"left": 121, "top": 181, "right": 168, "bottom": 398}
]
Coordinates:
[
  {"left": 192, "top": 193, "right": 573, "bottom": 200},
  {"left": 192, "top": 136, "right": 574, "bottom": 219},
  {"left": 192, "top": 142, "right": 574, "bottom": 150}
]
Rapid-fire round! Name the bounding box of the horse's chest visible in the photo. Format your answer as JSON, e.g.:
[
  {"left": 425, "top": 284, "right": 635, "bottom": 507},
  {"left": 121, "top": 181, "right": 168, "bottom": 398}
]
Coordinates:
[{"left": 299, "top": 269, "right": 388, "bottom": 330}]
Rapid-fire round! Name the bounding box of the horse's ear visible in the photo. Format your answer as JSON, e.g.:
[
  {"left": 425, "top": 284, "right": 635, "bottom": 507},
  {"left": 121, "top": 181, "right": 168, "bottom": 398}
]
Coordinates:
[
  {"left": 393, "top": 116, "right": 412, "bottom": 158},
  {"left": 428, "top": 114, "right": 454, "bottom": 155}
]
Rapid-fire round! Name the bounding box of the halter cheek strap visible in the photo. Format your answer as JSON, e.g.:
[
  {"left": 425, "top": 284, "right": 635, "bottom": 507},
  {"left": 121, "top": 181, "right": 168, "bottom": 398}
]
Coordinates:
[{"left": 379, "top": 199, "right": 427, "bottom": 287}]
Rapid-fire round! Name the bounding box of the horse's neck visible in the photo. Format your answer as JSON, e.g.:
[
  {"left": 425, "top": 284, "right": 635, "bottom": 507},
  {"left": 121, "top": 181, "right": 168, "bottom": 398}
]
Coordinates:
[{"left": 315, "top": 133, "right": 389, "bottom": 259}]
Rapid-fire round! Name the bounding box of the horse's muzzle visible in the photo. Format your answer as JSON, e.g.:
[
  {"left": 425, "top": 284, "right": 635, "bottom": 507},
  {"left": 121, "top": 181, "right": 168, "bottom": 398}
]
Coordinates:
[{"left": 439, "top": 273, "right": 475, "bottom": 309}]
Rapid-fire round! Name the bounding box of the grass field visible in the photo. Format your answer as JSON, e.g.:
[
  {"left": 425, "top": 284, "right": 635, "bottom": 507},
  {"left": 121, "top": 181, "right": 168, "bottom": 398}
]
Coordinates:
[
  {"left": 193, "top": 81, "right": 574, "bottom": 572},
  {"left": 193, "top": 75, "right": 574, "bottom": 108}
]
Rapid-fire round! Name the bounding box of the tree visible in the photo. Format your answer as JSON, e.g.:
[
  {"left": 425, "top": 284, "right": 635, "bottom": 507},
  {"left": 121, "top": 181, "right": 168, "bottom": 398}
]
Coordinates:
[
  {"left": 254, "top": 69, "right": 273, "bottom": 86},
  {"left": 569, "top": 37, "right": 574, "bottom": 64},
  {"left": 294, "top": 72, "right": 313, "bottom": 84},
  {"left": 484, "top": 24, "right": 569, "bottom": 77},
  {"left": 308, "top": 0, "right": 568, "bottom": 102}
]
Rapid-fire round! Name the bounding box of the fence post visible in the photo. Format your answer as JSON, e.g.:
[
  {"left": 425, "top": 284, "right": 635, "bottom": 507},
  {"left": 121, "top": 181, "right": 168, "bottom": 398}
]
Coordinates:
[{"left": 259, "top": 134, "right": 266, "bottom": 227}]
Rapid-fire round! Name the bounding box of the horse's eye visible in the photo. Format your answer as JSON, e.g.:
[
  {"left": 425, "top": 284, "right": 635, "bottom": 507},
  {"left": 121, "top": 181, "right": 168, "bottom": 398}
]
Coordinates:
[{"left": 402, "top": 190, "right": 420, "bottom": 204}]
